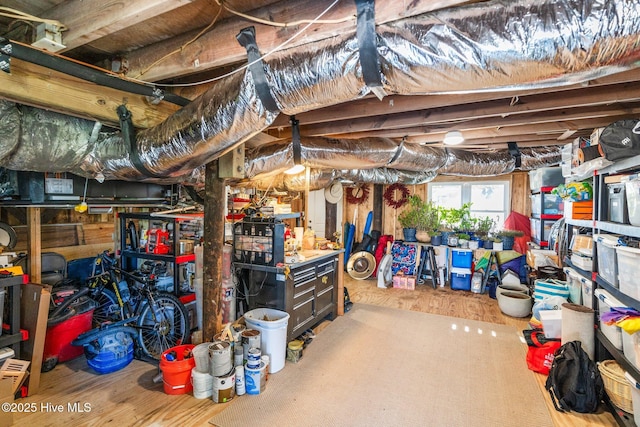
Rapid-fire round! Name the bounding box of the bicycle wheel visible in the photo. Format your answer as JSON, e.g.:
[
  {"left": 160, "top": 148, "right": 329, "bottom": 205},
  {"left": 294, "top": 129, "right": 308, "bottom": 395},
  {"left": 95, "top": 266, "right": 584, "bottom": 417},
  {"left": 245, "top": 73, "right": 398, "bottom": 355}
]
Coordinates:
[
  {"left": 92, "top": 288, "right": 124, "bottom": 326},
  {"left": 136, "top": 292, "right": 189, "bottom": 360}
]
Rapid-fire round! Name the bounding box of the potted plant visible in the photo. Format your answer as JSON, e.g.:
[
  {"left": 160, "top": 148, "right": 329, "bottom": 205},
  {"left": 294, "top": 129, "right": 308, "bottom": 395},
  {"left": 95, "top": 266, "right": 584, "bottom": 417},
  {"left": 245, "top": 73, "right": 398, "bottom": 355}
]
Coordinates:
[
  {"left": 496, "top": 229, "right": 524, "bottom": 251},
  {"left": 398, "top": 195, "right": 438, "bottom": 242},
  {"left": 457, "top": 232, "right": 471, "bottom": 248},
  {"left": 473, "top": 216, "right": 495, "bottom": 248}
]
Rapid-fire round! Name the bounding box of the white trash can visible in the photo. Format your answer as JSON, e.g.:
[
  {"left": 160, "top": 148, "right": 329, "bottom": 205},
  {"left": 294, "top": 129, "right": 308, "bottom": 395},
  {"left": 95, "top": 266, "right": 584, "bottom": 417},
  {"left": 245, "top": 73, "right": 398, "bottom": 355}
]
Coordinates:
[{"left": 243, "top": 308, "right": 289, "bottom": 373}]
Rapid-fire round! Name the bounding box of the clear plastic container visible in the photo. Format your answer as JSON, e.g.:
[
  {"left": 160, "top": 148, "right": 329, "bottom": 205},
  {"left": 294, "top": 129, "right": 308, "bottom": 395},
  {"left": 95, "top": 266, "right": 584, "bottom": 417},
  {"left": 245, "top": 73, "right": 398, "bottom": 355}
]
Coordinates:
[
  {"left": 594, "top": 289, "right": 623, "bottom": 350},
  {"left": 625, "top": 178, "right": 640, "bottom": 226},
  {"left": 616, "top": 246, "right": 640, "bottom": 300},
  {"left": 594, "top": 234, "right": 620, "bottom": 288}
]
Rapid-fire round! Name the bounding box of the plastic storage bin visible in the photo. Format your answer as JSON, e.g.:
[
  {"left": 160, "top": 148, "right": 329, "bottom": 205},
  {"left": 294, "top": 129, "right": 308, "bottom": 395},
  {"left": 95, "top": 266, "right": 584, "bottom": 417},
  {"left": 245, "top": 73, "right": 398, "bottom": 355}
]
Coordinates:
[
  {"left": 529, "top": 167, "right": 564, "bottom": 191},
  {"left": 622, "top": 331, "right": 640, "bottom": 372},
  {"left": 579, "top": 274, "right": 594, "bottom": 309},
  {"left": 531, "top": 192, "right": 563, "bottom": 216},
  {"left": 539, "top": 309, "right": 562, "bottom": 339},
  {"left": 562, "top": 267, "right": 582, "bottom": 305},
  {"left": 594, "top": 234, "right": 620, "bottom": 288},
  {"left": 624, "top": 372, "right": 640, "bottom": 427},
  {"left": 626, "top": 177, "right": 640, "bottom": 226},
  {"left": 594, "top": 288, "right": 623, "bottom": 350},
  {"left": 530, "top": 217, "right": 554, "bottom": 243},
  {"left": 243, "top": 308, "right": 290, "bottom": 373},
  {"left": 616, "top": 246, "right": 640, "bottom": 300},
  {"left": 450, "top": 267, "right": 472, "bottom": 291},
  {"left": 451, "top": 249, "right": 473, "bottom": 269},
  {"left": 608, "top": 183, "right": 629, "bottom": 224}
]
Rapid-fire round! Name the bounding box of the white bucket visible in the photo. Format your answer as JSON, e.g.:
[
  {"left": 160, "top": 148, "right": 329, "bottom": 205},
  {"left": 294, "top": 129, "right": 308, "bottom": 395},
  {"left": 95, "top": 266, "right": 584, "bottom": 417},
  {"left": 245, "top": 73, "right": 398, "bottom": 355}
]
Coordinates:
[
  {"left": 191, "top": 369, "right": 213, "bottom": 399},
  {"left": 192, "top": 342, "right": 212, "bottom": 373},
  {"left": 244, "top": 308, "right": 290, "bottom": 374}
]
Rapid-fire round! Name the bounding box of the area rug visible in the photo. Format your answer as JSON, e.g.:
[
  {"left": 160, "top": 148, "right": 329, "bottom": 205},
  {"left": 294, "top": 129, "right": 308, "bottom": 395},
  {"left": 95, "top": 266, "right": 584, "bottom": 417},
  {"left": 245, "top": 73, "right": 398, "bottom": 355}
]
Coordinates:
[{"left": 210, "top": 303, "right": 553, "bottom": 427}]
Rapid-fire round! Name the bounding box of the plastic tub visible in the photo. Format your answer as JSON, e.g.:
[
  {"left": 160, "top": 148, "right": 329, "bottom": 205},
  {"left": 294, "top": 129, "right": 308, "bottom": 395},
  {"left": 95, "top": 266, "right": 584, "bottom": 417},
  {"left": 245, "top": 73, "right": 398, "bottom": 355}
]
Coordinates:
[
  {"left": 594, "top": 289, "right": 623, "bottom": 350},
  {"left": 451, "top": 249, "right": 473, "bottom": 269},
  {"left": 594, "top": 234, "right": 620, "bottom": 288},
  {"left": 622, "top": 331, "right": 640, "bottom": 372},
  {"left": 617, "top": 246, "right": 640, "bottom": 301},
  {"left": 608, "top": 183, "right": 629, "bottom": 224},
  {"left": 624, "top": 372, "right": 640, "bottom": 426},
  {"left": 160, "top": 344, "right": 196, "bottom": 395},
  {"left": 529, "top": 167, "right": 564, "bottom": 190},
  {"left": 450, "top": 267, "right": 472, "bottom": 291},
  {"left": 563, "top": 267, "right": 582, "bottom": 305},
  {"left": 579, "top": 274, "right": 594, "bottom": 309},
  {"left": 539, "top": 309, "right": 562, "bottom": 339},
  {"left": 243, "top": 308, "right": 290, "bottom": 374},
  {"left": 625, "top": 178, "right": 640, "bottom": 226}
]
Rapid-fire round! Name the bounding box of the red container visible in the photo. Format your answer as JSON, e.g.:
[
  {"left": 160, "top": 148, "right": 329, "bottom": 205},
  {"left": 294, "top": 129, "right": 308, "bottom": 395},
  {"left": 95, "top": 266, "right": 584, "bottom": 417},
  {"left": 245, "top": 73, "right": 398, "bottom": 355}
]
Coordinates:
[
  {"left": 160, "top": 344, "right": 195, "bottom": 395},
  {"left": 43, "top": 308, "right": 95, "bottom": 370}
]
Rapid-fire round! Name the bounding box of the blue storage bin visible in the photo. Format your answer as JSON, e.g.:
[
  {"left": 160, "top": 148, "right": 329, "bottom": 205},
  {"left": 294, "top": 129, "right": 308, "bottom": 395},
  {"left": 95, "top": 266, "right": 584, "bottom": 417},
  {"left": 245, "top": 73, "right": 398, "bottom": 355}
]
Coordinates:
[
  {"left": 450, "top": 267, "right": 472, "bottom": 291},
  {"left": 451, "top": 249, "right": 473, "bottom": 268}
]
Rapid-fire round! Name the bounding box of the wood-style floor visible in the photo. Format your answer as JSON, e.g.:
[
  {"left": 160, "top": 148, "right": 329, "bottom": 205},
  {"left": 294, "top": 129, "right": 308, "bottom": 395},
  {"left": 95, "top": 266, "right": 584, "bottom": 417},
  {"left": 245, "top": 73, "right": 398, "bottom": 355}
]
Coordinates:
[{"left": 12, "top": 276, "right": 617, "bottom": 426}]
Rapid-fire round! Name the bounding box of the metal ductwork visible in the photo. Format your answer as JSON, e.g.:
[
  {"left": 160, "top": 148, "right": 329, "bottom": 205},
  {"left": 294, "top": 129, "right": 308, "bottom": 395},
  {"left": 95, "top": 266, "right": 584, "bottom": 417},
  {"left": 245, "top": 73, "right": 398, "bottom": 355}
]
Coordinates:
[
  {"left": 241, "top": 136, "right": 561, "bottom": 187},
  {"left": 0, "top": 0, "right": 638, "bottom": 184}
]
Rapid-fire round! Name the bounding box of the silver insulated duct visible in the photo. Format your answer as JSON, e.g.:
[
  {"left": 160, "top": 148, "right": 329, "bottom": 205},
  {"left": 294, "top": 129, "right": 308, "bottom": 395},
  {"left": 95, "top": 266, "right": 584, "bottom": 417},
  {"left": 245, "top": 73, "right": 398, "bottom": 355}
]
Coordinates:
[{"left": 0, "top": 0, "right": 638, "bottom": 181}]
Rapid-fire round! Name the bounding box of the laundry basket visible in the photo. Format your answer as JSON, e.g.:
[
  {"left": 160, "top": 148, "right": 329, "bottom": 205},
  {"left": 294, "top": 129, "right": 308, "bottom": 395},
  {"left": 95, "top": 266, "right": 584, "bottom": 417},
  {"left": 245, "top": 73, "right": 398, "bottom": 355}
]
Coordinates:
[{"left": 598, "top": 360, "right": 633, "bottom": 413}]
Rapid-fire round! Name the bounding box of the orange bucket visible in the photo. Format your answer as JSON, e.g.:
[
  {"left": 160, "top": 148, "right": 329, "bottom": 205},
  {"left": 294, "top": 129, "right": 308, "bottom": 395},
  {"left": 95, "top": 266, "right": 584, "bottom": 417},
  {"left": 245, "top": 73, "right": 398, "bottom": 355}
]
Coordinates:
[{"left": 159, "top": 344, "right": 195, "bottom": 395}]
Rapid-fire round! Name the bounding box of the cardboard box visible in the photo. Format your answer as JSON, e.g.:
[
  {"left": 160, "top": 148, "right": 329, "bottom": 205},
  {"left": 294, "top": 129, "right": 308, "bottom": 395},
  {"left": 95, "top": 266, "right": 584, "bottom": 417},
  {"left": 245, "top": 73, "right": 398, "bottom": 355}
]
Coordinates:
[
  {"left": 20, "top": 283, "right": 51, "bottom": 396},
  {"left": 392, "top": 275, "right": 416, "bottom": 290},
  {"left": 0, "top": 377, "right": 13, "bottom": 426},
  {"left": 526, "top": 249, "right": 559, "bottom": 269}
]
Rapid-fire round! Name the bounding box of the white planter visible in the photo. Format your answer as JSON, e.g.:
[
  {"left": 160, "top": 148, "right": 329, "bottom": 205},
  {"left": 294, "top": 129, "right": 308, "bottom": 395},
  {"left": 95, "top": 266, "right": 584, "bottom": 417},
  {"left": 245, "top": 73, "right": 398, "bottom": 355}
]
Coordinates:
[{"left": 493, "top": 242, "right": 503, "bottom": 251}]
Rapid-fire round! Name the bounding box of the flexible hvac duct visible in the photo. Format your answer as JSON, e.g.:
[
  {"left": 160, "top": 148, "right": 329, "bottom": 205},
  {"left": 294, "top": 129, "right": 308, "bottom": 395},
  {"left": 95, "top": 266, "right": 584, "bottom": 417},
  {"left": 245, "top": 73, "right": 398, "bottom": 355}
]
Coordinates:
[
  {"left": 243, "top": 135, "right": 561, "bottom": 179},
  {"left": 0, "top": 0, "right": 638, "bottom": 181}
]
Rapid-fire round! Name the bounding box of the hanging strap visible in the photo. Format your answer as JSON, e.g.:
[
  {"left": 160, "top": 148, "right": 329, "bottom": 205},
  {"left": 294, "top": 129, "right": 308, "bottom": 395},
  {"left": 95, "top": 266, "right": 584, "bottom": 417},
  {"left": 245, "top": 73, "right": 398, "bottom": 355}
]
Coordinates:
[
  {"left": 117, "top": 105, "right": 163, "bottom": 178},
  {"left": 236, "top": 26, "right": 280, "bottom": 112},
  {"left": 355, "top": 0, "right": 385, "bottom": 99}
]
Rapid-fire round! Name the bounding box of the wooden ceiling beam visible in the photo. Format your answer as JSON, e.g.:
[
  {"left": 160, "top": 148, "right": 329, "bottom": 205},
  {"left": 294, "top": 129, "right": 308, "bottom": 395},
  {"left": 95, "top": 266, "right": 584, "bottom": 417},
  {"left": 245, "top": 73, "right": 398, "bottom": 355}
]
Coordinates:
[
  {"left": 45, "top": 0, "right": 194, "bottom": 51},
  {"left": 125, "top": 0, "right": 476, "bottom": 82},
  {"left": 0, "top": 58, "right": 180, "bottom": 128},
  {"left": 269, "top": 68, "right": 640, "bottom": 127},
  {"left": 266, "top": 83, "right": 640, "bottom": 139},
  {"left": 401, "top": 115, "right": 628, "bottom": 144}
]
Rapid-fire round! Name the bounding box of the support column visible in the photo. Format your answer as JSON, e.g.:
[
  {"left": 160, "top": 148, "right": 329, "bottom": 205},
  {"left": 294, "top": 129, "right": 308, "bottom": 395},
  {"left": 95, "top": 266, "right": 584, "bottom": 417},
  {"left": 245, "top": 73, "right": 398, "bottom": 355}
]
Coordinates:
[
  {"left": 27, "top": 207, "right": 41, "bottom": 283},
  {"left": 203, "top": 160, "right": 225, "bottom": 341}
]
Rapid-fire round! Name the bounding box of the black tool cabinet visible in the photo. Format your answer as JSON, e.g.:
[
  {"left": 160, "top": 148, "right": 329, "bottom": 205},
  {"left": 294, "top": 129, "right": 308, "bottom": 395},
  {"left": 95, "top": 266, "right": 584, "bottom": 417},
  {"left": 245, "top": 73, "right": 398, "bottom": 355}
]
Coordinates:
[{"left": 235, "top": 252, "right": 340, "bottom": 341}]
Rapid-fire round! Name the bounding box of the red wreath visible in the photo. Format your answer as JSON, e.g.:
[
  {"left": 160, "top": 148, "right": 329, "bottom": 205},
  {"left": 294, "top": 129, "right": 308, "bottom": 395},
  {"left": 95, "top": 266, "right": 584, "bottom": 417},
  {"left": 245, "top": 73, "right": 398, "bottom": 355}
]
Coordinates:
[
  {"left": 383, "top": 183, "right": 410, "bottom": 209},
  {"left": 346, "top": 184, "right": 370, "bottom": 205}
]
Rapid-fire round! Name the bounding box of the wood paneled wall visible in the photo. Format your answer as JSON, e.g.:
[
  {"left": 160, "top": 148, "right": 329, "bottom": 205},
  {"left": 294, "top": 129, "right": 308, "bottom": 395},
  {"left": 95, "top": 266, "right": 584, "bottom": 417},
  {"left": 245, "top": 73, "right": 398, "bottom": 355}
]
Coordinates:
[{"left": 342, "top": 172, "right": 531, "bottom": 241}]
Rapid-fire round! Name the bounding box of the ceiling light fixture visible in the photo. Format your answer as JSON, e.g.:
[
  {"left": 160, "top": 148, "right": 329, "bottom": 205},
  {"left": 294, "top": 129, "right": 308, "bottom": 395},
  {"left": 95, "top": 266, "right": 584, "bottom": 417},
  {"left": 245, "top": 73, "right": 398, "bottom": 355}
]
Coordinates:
[
  {"left": 285, "top": 115, "right": 305, "bottom": 175},
  {"left": 443, "top": 130, "right": 464, "bottom": 146}
]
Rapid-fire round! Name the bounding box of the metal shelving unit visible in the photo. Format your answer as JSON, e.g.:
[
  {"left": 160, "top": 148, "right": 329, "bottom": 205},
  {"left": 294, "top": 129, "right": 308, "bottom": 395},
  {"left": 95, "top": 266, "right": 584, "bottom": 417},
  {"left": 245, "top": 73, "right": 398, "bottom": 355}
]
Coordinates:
[
  {"left": 564, "top": 155, "right": 640, "bottom": 425},
  {"left": 0, "top": 275, "right": 25, "bottom": 358},
  {"left": 118, "top": 212, "right": 202, "bottom": 296}
]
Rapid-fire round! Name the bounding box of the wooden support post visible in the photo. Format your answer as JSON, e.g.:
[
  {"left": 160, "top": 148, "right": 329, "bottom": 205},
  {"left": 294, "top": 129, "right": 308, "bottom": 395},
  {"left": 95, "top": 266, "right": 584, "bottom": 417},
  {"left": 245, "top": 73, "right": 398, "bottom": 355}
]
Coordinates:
[
  {"left": 203, "top": 160, "right": 225, "bottom": 341},
  {"left": 373, "top": 184, "right": 383, "bottom": 232},
  {"left": 27, "top": 207, "right": 41, "bottom": 284}
]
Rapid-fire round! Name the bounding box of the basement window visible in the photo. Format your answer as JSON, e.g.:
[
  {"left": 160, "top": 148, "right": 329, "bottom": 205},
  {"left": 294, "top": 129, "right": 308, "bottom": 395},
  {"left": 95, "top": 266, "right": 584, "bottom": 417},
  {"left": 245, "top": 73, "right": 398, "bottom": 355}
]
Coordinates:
[{"left": 428, "top": 181, "right": 510, "bottom": 229}]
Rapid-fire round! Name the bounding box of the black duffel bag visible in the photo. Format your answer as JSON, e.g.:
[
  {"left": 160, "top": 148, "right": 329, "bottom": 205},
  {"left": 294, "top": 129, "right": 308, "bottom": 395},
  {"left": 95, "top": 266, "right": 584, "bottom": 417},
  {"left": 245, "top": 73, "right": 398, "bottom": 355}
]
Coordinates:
[{"left": 598, "top": 119, "right": 640, "bottom": 161}]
